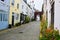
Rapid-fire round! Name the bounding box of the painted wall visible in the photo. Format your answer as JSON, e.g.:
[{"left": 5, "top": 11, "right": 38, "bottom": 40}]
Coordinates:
[
  {"left": 47, "top": 0, "right": 51, "bottom": 27},
  {"left": 0, "top": 0, "right": 10, "bottom": 30},
  {"left": 0, "top": 0, "right": 10, "bottom": 12},
  {"left": 21, "top": 0, "right": 32, "bottom": 18},
  {"left": 54, "top": 0, "right": 60, "bottom": 32},
  {"left": 21, "top": 0, "right": 28, "bottom": 15},
  {"left": 9, "top": 0, "right": 21, "bottom": 25},
  {"left": 27, "top": 0, "right": 35, "bottom": 19},
  {"left": 43, "top": 0, "right": 47, "bottom": 21}
]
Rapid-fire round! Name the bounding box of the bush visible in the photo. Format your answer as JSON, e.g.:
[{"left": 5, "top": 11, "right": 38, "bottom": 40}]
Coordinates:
[
  {"left": 40, "top": 15, "right": 42, "bottom": 21},
  {"left": 15, "top": 22, "right": 20, "bottom": 27},
  {"left": 40, "top": 28, "right": 60, "bottom": 40},
  {"left": 40, "top": 19, "right": 60, "bottom": 40},
  {"left": 40, "top": 20, "right": 48, "bottom": 33},
  {"left": 31, "top": 18, "right": 35, "bottom": 21},
  {"left": 40, "top": 27, "right": 60, "bottom": 40},
  {"left": 25, "top": 16, "right": 30, "bottom": 23}
]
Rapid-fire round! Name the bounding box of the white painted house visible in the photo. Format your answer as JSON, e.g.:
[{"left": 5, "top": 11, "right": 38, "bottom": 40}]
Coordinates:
[
  {"left": 0, "top": 0, "right": 10, "bottom": 30},
  {"left": 27, "top": 0, "right": 35, "bottom": 20},
  {"left": 43, "top": 0, "right": 54, "bottom": 28},
  {"left": 43, "top": 0, "right": 60, "bottom": 33},
  {"left": 20, "top": 0, "right": 32, "bottom": 24}
]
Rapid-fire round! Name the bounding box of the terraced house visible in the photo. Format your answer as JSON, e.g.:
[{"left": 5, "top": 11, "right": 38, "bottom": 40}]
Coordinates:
[
  {"left": 0, "top": 0, "right": 35, "bottom": 30},
  {"left": 47, "top": 0, "right": 54, "bottom": 28},
  {"left": 43, "top": 0, "right": 54, "bottom": 28},
  {"left": 0, "top": 0, "right": 10, "bottom": 30},
  {"left": 9, "top": 0, "right": 21, "bottom": 27},
  {"left": 20, "top": 0, "right": 34, "bottom": 24},
  {"left": 43, "top": 0, "right": 60, "bottom": 34},
  {"left": 27, "top": 0, "right": 35, "bottom": 21}
]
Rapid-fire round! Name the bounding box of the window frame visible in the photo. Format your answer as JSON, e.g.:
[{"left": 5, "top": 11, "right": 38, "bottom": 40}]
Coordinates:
[
  {"left": 17, "top": 4, "right": 19, "bottom": 9},
  {"left": 11, "top": 0, "right": 14, "bottom": 5},
  {"left": 1, "top": 0, "right": 4, "bottom": 2},
  {"left": 3, "top": 14, "right": 8, "bottom": 21},
  {"left": 0, "top": 13, "right": 2, "bottom": 21}
]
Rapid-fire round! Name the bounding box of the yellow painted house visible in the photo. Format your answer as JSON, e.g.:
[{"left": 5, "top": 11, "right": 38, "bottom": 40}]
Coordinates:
[{"left": 9, "top": 0, "right": 21, "bottom": 27}]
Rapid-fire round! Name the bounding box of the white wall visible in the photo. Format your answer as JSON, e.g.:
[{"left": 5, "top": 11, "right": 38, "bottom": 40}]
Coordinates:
[
  {"left": 54, "top": 0, "right": 60, "bottom": 31},
  {"left": 21, "top": 0, "right": 28, "bottom": 15},
  {"left": 21, "top": 0, "right": 33, "bottom": 18},
  {"left": 0, "top": 0, "right": 10, "bottom": 12},
  {"left": 0, "top": 0, "right": 10, "bottom": 30},
  {"left": 47, "top": 0, "right": 51, "bottom": 27},
  {"left": 27, "top": 0, "right": 35, "bottom": 19}
]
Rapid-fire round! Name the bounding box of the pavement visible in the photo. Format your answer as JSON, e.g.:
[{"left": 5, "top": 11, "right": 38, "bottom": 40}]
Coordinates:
[{"left": 0, "top": 21, "right": 40, "bottom": 40}]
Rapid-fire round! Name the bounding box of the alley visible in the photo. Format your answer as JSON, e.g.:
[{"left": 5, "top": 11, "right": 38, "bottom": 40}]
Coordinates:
[{"left": 0, "top": 21, "right": 40, "bottom": 40}]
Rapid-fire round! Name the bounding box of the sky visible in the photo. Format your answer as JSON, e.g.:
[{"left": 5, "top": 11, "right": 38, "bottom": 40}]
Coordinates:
[
  {"left": 27, "top": 0, "right": 43, "bottom": 11},
  {"left": 34, "top": 0, "right": 43, "bottom": 11}
]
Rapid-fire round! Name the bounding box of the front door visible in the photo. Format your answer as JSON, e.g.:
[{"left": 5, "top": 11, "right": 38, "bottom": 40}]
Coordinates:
[
  {"left": 51, "top": 2, "right": 54, "bottom": 28},
  {"left": 0, "top": 12, "right": 8, "bottom": 30},
  {"left": 51, "top": 2, "right": 54, "bottom": 24},
  {"left": 12, "top": 16, "right": 14, "bottom": 26}
]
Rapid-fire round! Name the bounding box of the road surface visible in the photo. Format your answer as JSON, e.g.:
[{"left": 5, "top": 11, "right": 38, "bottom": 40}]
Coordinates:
[{"left": 0, "top": 21, "right": 40, "bottom": 40}]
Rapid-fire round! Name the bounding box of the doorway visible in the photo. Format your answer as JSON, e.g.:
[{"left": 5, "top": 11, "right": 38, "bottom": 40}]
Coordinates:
[
  {"left": 12, "top": 13, "right": 14, "bottom": 26},
  {"left": 12, "top": 16, "right": 14, "bottom": 26},
  {"left": 51, "top": 2, "right": 54, "bottom": 28}
]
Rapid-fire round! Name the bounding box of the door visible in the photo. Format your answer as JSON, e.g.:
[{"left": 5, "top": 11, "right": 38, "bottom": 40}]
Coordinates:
[
  {"left": 51, "top": 2, "right": 54, "bottom": 29},
  {"left": 51, "top": 2, "right": 54, "bottom": 25},
  {"left": 0, "top": 12, "right": 8, "bottom": 30},
  {"left": 12, "top": 16, "right": 14, "bottom": 26},
  {"left": 20, "top": 13, "right": 24, "bottom": 24}
]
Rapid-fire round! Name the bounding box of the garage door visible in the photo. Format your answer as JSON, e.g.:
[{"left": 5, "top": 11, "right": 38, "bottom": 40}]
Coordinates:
[{"left": 0, "top": 12, "right": 8, "bottom": 30}]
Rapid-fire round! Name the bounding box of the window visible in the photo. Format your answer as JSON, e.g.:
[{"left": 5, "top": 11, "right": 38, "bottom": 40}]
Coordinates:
[
  {"left": 0, "top": 13, "right": 8, "bottom": 21},
  {"left": 20, "top": 14, "right": 24, "bottom": 20},
  {"left": 3, "top": 14, "right": 8, "bottom": 21},
  {"left": 16, "top": 14, "right": 19, "bottom": 20},
  {"left": 17, "top": 4, "right": 19, "bottom": 9},
  {"left": 0, "top": 14, "right": 2, "bottom": 21},
  {"left": 22, "top": 5, "right": 23, "bottom": 9},
  {"left": 11, "top": 0, "right": 14, "bottom": 5},
  {"left": 12, "top": 12, "right": 14, "bottom": 15},
  {"left": 23, "top": 0, "right": 27, "bottom": 3},
  {"left": 1, "top": 0, "right": 4, "bottom": 2}
]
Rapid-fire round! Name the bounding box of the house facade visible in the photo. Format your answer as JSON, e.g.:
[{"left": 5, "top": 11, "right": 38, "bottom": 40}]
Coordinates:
[
  {"left": 43, "top": 0, "right": 60, "bottom": 33},
  {"left": 0, "top": 0, "right": 35, "bottom": 30},
  {"left": 43, "top": 0, "right": 54, "bottom": 28},
  {"left": 27, "top": 0, "right": 35, "bottom": 20},
  {"left": 20, "top": 0, "right": 33, "bottom": 24},
  {"left": 0, "top": 0, "right": 10, "bottom": 30},
  {"left": 9, "top": 0, "right": 21, "bottom": 27}
]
